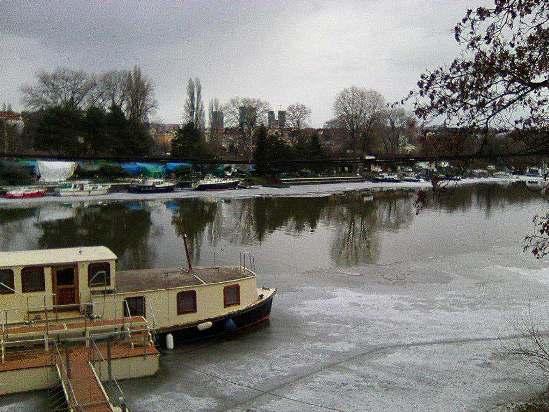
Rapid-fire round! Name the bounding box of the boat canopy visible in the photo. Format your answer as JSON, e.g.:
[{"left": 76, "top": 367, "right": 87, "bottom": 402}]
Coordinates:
[
  {"left": 37, "top": 161, "right": 77, "bottom": 183},
  {"left": 0, "top": 246, "right": 117, "bottom": 268}
]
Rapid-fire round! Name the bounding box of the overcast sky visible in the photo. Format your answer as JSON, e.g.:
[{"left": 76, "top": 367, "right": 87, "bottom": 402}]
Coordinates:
[{"left": 0, "top": 0, "right": 481, "bottom": 126}]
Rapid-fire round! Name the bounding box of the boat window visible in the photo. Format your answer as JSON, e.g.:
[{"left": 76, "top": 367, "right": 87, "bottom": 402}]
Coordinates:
[
  {"left": 56, "top": 267, "right": 75, "bottom": 286},
  {"left": 88, "top": 262, "right": 111, "bottom": 287},
  {"left": 21, "top": 266, "right": 45, "bottom": 293},
  {"left": 177, "top": 290, "right": 197, "bottom": 315},
  {"left": 0, "top": 269, "right": 15, "bottom": 294},
  {"left": 124, "top": 296, "right": 145, "bottom": 317},
  {"left": 223, "top": 284, "right": 240, "bottom": 307}
]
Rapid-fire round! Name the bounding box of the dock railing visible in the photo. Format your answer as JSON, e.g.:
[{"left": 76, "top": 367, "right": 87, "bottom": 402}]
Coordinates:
[
  {"left": 53, "top": 342, "right": 82, "bottom": 411},
  {"left": 89, "top": 338, "right": 128, "bottom": 411}
]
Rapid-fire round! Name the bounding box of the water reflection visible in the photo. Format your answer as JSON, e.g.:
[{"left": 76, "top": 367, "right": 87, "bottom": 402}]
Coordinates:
[
  {"left": 171, "top": 198, "right": 221, "bottom": 262},
  {"left": 0, "top": 184, "right": 545, "bottom": 269},
  {"left": 36, "top": 203, "right": 152, "bottom": 268}
]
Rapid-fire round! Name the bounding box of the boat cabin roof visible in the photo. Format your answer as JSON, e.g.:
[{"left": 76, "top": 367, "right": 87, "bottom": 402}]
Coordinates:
[
  {"left": 116, "top": 266, "right": 253, "bottom": 293},
  {"left": 0, "top": 246, "right": 117, "bottom": 268}
]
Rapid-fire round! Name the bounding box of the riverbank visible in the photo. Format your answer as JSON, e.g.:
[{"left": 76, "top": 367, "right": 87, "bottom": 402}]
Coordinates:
[{"left": 0, "top": 177, "right": 529, "bottom": 206}]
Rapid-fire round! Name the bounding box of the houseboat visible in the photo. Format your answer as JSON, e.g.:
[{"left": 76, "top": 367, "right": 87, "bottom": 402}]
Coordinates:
[{"left": 0, "top": 246, "right": 275, "bottom": 341}]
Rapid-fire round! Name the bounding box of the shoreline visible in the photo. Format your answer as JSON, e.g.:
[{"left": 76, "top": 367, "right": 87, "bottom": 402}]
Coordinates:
[{"left": 0, "top": 177, "right": 531, "bottom": 207}]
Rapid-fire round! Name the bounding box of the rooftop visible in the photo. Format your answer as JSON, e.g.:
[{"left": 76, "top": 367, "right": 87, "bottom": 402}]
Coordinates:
[
  {"left": 116, "top": 266, "right": 253, "bottom": 293},
  {"left": 0, "top": 246, "right": 117, "bottom": 268}
]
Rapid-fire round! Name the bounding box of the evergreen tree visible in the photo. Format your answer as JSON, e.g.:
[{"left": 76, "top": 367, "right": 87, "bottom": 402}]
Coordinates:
[
  {"left": 253, "top": 125, "right": 269, "bottom": 175},
  {"left": 171, "top": 122, "right": 209, "bottom": 159},
  {"left": 34, "top": 105, "right": 84, "bottom": 155},
  {"left": 84, "top": 106, "right": 108, "bottom": 155},
  {"left": 106, "top": 104, "right": 130, "bottom": 155},
  {"left": 308, "top": 132, "right": 325, "bottom": 160}
]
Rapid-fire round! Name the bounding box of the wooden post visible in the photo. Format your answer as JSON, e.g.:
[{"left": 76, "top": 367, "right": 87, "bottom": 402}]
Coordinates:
[{"left": 183, "top": 234, "right": 192, "bottom": 273}]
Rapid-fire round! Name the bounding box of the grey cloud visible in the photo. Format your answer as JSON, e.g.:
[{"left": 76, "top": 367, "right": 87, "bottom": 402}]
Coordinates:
[{"left": 0, "top": 0, "right": 482, "bottom": 126}]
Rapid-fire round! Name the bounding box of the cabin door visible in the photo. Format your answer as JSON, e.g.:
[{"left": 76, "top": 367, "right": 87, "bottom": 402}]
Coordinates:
[{"left": 52, "top": 266, "right": 79, "bottom": 307}]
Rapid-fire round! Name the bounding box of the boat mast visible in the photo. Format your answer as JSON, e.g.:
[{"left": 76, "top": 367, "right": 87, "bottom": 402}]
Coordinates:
[{"left": 183, "top": 234, "right": 193, "bottom": 273}]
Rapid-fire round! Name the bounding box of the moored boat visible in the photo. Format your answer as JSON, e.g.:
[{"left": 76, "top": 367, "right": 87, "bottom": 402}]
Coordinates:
[
  {"left": 372, "top": 173, "right": 400, "bottom": 183},
  {"left": 3, "top": 187, "right": 47, "bottom": 199},
  {"left": 56, "top": 182, "right": 111, "bottom": 197},
  {"left": 192, "top": 176, "right": 241, "bottom": 191},
  {"left": 0, "top": 246, "right": 275, "bottom": 343},
  {"left": 129, "top": 178, "right": 176, "bottom": 193}
]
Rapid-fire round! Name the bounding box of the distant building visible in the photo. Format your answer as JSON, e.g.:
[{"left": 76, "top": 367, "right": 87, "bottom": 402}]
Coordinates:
[
  {"left": 277, "top": 110, "right": 286, "bottom": 129},
  {"left": 267, "top": 110, "right": 286, "bottom": 129},
  {"left": 268, "top": 111, "right": 276, "bottom": 128}
]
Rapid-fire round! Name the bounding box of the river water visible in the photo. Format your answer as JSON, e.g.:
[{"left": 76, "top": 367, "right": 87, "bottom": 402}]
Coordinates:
[{"left": 0, "top": 183, "right": 548, "bottom": 411}]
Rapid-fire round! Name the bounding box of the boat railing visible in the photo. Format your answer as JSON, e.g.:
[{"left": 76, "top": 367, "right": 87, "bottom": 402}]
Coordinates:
[
  {"left": 239, "top": 251, "right": 256, "bottom": 272},
  {"left": 53, "top": 342, "right": 82, "bottom": 411},
  {"left": 122, "top": 299, "right": 134, "bottom": 345},
  {"left": 145, "top": 300, "right": 158, "bottom": 344},
  {"left": 88, "top": 337, "right": 128, "bottom": 410}
]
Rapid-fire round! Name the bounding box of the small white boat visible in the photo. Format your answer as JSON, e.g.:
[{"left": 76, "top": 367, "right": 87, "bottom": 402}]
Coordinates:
[
  {"left": 524, "top": 177, "right": 548, "bottom": 192},
  {"left": 56, "top": 182, "right": 111, "bottom": 197},
  {"left": 192, "top": 176, "right": 240, "bottom": 191}
]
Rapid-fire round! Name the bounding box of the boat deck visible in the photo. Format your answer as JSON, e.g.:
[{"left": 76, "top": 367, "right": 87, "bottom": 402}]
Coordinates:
[
  {"left": 4, "top": 315, "right": 147, "bottom": 338},
  {"left": 116, "top": 266, "right": 254, "bottom": 293}
]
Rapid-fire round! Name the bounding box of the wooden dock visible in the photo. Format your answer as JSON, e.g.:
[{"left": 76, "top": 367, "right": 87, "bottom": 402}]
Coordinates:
[{"left": 0, "top": 315, "right": 160, "bottom": 409}]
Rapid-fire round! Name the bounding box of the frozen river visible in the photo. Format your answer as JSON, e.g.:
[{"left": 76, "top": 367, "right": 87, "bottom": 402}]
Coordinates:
[{"left": 0, "top": 182, "right": 548, "bottom": 411}]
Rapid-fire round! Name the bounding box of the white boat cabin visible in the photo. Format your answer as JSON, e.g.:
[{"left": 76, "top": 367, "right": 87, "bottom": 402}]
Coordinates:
[{"left": 0, "top": 247, "right": 116, "bottom": 324}]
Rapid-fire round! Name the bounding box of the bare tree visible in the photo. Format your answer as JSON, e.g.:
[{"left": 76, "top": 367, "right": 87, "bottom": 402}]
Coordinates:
[
  {"left": 379, "top": 107, "right": 416, "bottom": 154},
  {"left": 223, "top": 97, "right": 271, "bottom": 159},
  {"left": 92, "top": 70, "right": 130, "bottom": 109},
  {"left": 286, "top": 103, "right": 311, "bottom": 129},
  {"left": 409, "top": 0, "right": 548, "bottom": 148},
  {"left": 21, "top": 67, "right": 97, "bottom": 110},
  {"left": 333, "top": 87, "right": 386, "bottom": 155},
  {"left": 524, "top": 213, "right": 549, "bottom": 259},
  {"left": 125, "top": 65, "right": 156, "bottom": 124},
  {"left": 223, "top": 97, "right": 270, "bottom": 128},
  {"left": 184, "top": 78, "right": 205, "bottom": 129}
]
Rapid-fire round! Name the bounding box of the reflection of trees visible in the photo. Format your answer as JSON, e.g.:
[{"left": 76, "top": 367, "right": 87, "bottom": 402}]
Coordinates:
[
  {"left": 36, "top": 203, "right": 152, "bottom": 269},
  {"left": 327, "top": 195, "right": 380, "bottom": 265},
  {"left": 247, "top": 197, "right": 328, "bottom": 242},
  {"left": 0, "top": 208, "right": 38, "bottom": 250},
  {"left": 429, "top": 183, "right": 541, "bottom": 217},
  {"left": 323, "top": 192, "right": 414, "bottom": 265},
  {"left": 0, "top": 208, "right": 37, "bottom": 223},
  {"left": 171, "top": 199, "right": 221, "bottom": 262}
]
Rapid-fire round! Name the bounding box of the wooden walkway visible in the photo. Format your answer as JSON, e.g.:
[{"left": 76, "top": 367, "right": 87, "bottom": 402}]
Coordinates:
[{"left": 59, "top": 346, "right": 113, "bottom": 412}]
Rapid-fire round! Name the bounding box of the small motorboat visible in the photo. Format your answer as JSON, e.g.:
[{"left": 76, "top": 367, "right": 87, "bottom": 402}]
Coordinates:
[
  {"left": 56, "top": 182, "right": 111, "bottom": 197},
  {"left": 524, "top": 177, "right": 548, "bottom": 192},
  {"left": 129, "top": 179, "right": 176, "bottom": 193},
  {"left": 400, "top": 174, "right": 422, "bottom": 183},
  {"left": 372, "top": 173, "right": 400, "bottom": 183},
  {"left": 3, "top": 187, "right": 47, "bottom": 199},
  {"left": 192, "top": 176, "right": 241, "bottom": 191}
]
